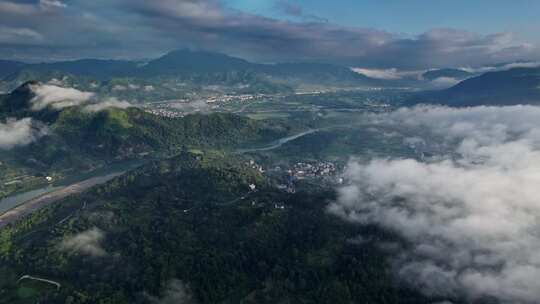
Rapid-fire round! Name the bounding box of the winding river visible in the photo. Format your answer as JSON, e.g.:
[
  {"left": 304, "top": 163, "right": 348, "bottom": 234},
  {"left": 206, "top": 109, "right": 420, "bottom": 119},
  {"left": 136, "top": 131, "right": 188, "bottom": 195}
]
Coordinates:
[
  {"left": 0, "top": 128, "right": 328, "bottom": 229},
  {"left": 0, "top": 160, "right": 145, "bottom": 228},
  {"left": 235, "top": 129, "right": 321, "bottom": 153}
]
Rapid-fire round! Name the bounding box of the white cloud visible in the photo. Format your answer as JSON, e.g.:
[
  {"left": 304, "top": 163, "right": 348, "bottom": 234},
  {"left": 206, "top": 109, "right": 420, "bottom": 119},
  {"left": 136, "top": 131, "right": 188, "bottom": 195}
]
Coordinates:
[
  {"left": 28, "top": 83, "right": 133, "bottom": 112},
  {"left": 147, "top": 279, "right": 195, "bottom": 304},
  {"left": 329, "top": 105, "right": 540, "bottom": 303},
  {"left": 29, "top": 84, "right": 95, "bottom": 111},
  {"left": 430, "top": 76, "right": 460, "bottom": 88},
  {"left": 40, "top": 0, "right": 67, "bottom": 9},
  {"left": 351, "top": 67, "right": 424, "bottom": 80},
  {"left": 112, "top": 85, "right": 127, "bottom": 91},
  {"left": 0, "top": 26, "right": 43, "bottom": 43},
  {"left": 59, "top": 227, "right": 107, "bottom": 257},
  {"left": 0, "top": 118, "right": 47, "bottom": 149},
  {"left": 1, "top": 0, "right": 538, "bottom": 68},
  {"left": 501, "top": 61, "right": 540, "bottom": 70},
  {"left": 350, "top": 68, "right": 464, "bottom": 88},
  {"left": 461, "top": 61, "right": 540, "bottom": 74},
  {"left": 83, "top": 98, "right": 132, "bottom": 112},
  {"left": 46, "top": 78, "right": 65, "bottom": 86}
]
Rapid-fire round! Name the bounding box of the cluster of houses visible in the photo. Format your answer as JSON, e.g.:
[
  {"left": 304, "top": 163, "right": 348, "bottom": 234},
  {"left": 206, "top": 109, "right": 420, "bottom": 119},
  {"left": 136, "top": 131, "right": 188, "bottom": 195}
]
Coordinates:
[
  {"left": 144, "top": 107, "right": 185, "bottom": 118},
  {"left": 272, "top": 161, "right": 341, "bottom": 194},
  {"left": 205, "top": 94, "right": 259, "bottom": 103},
  {"left": 288, "top": 161, "right": 337, "bottom": 179},
  {"left": 247, "top": 160, "right": 265, "bottom": 173},
  {"left": 144, "top": 93, "right": 262, "bottom": 118}
]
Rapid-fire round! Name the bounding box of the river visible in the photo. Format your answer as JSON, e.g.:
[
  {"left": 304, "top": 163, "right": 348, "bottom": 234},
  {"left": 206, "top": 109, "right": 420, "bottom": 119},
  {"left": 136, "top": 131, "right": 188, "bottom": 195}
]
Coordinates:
[
  {"left": 0, "top": 160, "right": 146, "bottom": 228},
  {"left": 0, "top": 129, "right": 329, "bottom": 228},
  {"left": 235, "top": 129, "right": 320, "bottom": 153}
]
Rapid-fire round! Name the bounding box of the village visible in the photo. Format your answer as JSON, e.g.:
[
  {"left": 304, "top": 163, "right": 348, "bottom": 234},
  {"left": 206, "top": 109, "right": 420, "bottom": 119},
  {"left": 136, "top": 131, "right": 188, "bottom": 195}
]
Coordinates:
[
  {"left": 143, "top": 93, "right": 263, "bottom": 118},
  {"left": 246, "top": 159, "right": 341, "bottom": 195}
]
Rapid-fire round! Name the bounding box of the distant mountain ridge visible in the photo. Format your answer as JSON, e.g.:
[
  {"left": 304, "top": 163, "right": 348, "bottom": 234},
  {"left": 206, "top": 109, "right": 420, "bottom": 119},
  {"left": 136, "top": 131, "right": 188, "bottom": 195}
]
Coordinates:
[
  {"left": 415, "top": 67, "right": 540, "bottom": 106},
  {"left": 0, "top": 60, "right": 26, "bottom": 79},
  {"left": 0, "top": 49, "right": 378, "bottom": 88},
  {"left": 30, "top": 59, "right": 140, "bottom": 80},
  {"left": 3, "top": 52, "right": 537, "bottom": 95},
  {"left": 140, "top": 49, "right": 254, "bottom": 75}
]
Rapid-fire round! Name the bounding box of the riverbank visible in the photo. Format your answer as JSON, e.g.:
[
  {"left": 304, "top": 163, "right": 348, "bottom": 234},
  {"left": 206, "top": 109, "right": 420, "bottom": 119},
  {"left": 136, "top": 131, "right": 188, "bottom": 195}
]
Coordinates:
[
  {"left": 235, "top": 129, "right": 320, "bottom": 154},
  {"left": 0, "top": 172, "right": 124, "bottom": 229}
]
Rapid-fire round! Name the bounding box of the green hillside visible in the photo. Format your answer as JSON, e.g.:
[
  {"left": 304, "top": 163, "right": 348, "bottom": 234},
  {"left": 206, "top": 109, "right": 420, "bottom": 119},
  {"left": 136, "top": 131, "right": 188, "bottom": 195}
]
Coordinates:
[
  {"left": 415, "top": 67, "right": 540, "bottom": 106},
  {"left": 0, "top": 151, "right": 433, "bottom": 304},
  {"left": 0, "top": 83, "right": 294, "bottom": 198}
]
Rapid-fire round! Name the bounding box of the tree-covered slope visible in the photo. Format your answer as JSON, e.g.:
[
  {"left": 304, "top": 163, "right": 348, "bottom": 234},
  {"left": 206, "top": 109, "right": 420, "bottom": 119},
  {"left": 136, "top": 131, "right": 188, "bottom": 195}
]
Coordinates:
[
  {"left": 0, "top": 151, "right": 433, "bottom": 304},
  {"left": 0, "top": 82, "right": 293, "bottom": 198},
  {"left": 2, "top": 105, "right": 291, "bottom": 181},
  {"left": 415, "top": 67, "right": 540, "bottom": 106},
  {"left": 1, "top": 50, "right": 382, "bottom": 93}
]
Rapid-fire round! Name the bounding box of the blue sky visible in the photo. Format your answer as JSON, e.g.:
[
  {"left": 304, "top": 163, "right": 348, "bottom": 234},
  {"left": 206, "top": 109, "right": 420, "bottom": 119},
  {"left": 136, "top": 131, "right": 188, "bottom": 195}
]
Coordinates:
[
  {"left": 0, "top": 0, "right": 538, "bottom": 68},
  {"left": 227, "top": 0, "right": 539, "bottom": 40}
]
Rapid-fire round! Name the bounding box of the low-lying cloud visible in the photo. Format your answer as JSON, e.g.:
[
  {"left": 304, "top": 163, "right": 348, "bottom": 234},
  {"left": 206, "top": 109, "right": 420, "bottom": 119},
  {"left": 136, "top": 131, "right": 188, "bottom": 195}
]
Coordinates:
[
  {"left": 0, "top": 117, "right": 47, "bottom": 149},
  {"left": 329, "top": 105, "right": 540, "bottom": 303},
  {"left": 351, "top": 68, "right": 463, "bottom": 88},
  {"left": 169, "top": 100, "right": 210, "bottom": 113},
  {"left": 83, "top": 97, "right": 132, "bottom": 112},
  {"left": 29, "top": 83, "right": 132, "bottom": 112},
  {"left": 30, "top": 83, "right": 95, "bottom": 110},
  {"left": 147, "top": 279, "right": 196, "bottom": 304},
  {"left": 429, "top": 76, "right": 461, "bottom": 88},
  {"left": 59, "top": 227, "right": 107, "bottom": 257},
  {"left": 460, "top": 61, "right": 540, "bottom": 74},
  {"left": 351, "top": 68, "right": 424, "bottom": 80}
]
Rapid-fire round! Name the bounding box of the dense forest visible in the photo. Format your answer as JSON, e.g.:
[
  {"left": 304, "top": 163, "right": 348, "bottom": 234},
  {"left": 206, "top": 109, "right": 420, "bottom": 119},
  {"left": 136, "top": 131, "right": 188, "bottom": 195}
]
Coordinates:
[
  {"left": 0, "top": 83, "right": 297, "bottom": 198},
  {"left": 0, "top": 151, "right": 439, "bottom": 303}
]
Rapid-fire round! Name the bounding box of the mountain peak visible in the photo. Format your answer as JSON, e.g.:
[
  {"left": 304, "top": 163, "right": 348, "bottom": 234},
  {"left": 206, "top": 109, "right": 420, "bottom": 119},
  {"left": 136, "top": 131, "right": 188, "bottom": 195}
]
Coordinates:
[
  {"left": 141, "top": 49, "right": 253, "bottom": 75},
  {"left": 0, "top": 81, "right": 39, "bottom": 116}
]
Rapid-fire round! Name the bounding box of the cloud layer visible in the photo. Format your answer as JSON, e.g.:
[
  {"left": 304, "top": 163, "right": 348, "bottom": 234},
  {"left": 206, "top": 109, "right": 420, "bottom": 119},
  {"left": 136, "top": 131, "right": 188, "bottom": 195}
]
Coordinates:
[
  {"left": 83, "top": 97, "right": 132, "bottom": 112},
  {"left": 29, "top": 83, "right": 132, "bottom": 112},
  {"left": 0, "top": 117, "right": 47, "bottom": 149},
  {"left": 59, "top": 227, "right": 107, "bottom": 257},
  {"left": 351, "top": 68, "right": 422, "bottom": 80},
  {"left": 329, "top": 105, "right": 540, "bottom": 303},
  {"left": 147, "top": 279, "right": 196, "bottom": 304},
  {"left": 30, "top": 84, "right": 95, "bottom": 110},
  {"left": 0, "top": 0, "right": 537, "bottom": 68}
]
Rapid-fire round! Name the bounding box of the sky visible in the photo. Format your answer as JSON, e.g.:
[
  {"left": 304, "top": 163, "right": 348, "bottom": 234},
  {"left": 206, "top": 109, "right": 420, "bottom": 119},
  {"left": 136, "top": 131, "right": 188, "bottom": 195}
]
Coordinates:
[
  {"left": 0, "top": 0, "right": 539, "bottom": 68},
  {"left": 227, "top": 0, "right": 539, "bottom": 39}
]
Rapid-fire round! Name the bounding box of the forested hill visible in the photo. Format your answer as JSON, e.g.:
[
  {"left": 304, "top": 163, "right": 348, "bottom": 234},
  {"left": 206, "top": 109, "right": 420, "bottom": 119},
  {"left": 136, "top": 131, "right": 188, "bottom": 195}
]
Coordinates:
[
  {"left": 413, "top": 67, "right": 540, "bottom": 106},
  {"left": 0, "top": 81, "right": 293, "bottom": 158},
  {"left": 0, "top": 50, "right": 381, "bottom": 91},
  {"left": 0, "top": 151, "right": 435, "bottom": 304},
  {"left": 0, "top": 82, "right": 294, "bottom": 199},
  {"left": 0, "top": 106, "right": 293, "bottom": 198}
]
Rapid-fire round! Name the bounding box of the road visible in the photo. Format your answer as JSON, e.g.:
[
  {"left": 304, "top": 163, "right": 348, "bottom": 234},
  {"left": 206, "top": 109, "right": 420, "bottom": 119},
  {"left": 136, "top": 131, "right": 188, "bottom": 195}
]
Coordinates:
[
  {"left": 0, "top": 127, "right": 337, "bottom": 229},
  {"left": 0, "top": 172, "right": 124, "bottom": 229},
  {"left": 18, "top": 275, "right": 61, "bottom": 290}
]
